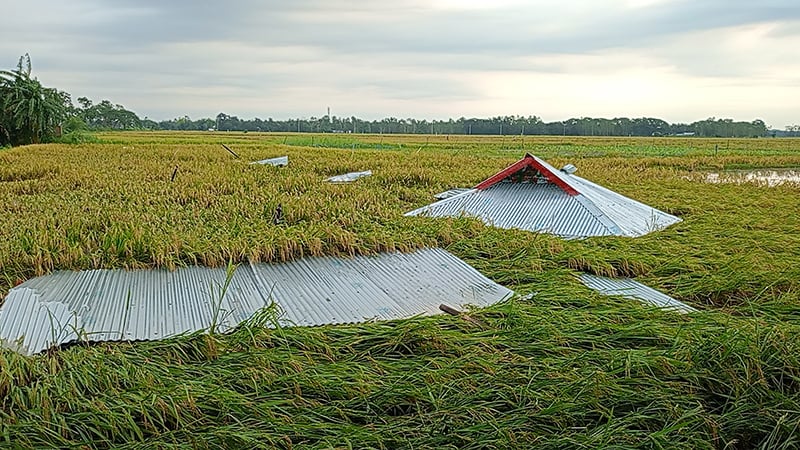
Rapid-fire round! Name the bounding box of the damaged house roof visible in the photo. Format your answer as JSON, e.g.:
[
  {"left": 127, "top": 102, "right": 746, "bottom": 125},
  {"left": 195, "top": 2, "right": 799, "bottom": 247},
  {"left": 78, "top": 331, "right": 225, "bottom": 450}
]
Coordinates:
[
  {"left": 405, "top": 154, "right": 681, "bottom": 239},
  {"left": 0, "top": 248, "right": 512, "bottom": 356}
]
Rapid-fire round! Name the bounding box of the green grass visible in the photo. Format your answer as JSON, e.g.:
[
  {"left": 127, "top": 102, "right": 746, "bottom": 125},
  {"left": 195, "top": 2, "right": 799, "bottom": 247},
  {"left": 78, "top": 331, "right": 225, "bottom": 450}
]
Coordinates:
[
  {"left": 97, "top": 131, "right": 800, "bottom": 158},
  {"left": 1, "top": 132, "right": 799, "bottom": 448}
]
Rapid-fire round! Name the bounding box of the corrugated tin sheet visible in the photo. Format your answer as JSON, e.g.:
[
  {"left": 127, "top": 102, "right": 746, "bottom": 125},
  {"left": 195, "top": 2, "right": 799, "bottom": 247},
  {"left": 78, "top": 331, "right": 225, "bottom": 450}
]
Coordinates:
[
  {"left": 326, "top": 170, "right": 372, "bottom": 183},
  {"left": 405, "top": 155, "right": 681, "bottom": 239},
  {"left": 251, "top": 156, "right": 288, "bottom": 166},
  {"left": 0, "top": 248, "right": 512, "bottom": 355},
  {"left": 569, "top": 176, "right": 679, "bottom": 237},
  {"left": 579, "top": 273, "right": 696, "bottom": 313},
  {"left": 409, "top": 184, "right": 612, "bottom": 238},
  {"left": 434, "top": 187, "right": 472, "bottom": 200}
]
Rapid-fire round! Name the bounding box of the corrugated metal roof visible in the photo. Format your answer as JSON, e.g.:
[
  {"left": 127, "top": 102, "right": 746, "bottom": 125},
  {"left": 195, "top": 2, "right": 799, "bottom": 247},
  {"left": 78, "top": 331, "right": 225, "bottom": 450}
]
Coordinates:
[
  {"left": 405, "top": 155, "right": 681, "bottom": 239},
  {"left": 250, "top": 156, "right": 288, "bottom": 166},
  {"left": 0, "top": 248, "right": 512, "bottom": 355},
  {"left": 579, "top": 273, "right": 696, "bottom": 313},
  {"left": 434, "top": 188, "right": 472, "bottom": 200},
  {"left": 326, "top": 170, "right": 372, "bottom": 183}
]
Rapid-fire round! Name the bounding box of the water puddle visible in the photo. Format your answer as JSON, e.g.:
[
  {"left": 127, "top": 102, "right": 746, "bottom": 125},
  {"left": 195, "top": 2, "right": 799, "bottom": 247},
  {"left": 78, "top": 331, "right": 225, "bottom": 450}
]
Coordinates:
[{"left": 705, "top": 169, "right": 800, "bottom": 187}]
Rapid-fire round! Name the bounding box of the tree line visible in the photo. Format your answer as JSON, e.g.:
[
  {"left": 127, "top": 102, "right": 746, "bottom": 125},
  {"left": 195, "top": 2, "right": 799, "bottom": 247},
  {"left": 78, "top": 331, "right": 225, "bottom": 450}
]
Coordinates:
[
  {"left": 156, "top": 113, "right": 769, "bottom": 138},
  {"left": 0, "top": 54, "right": 785, "bottom": 147}
]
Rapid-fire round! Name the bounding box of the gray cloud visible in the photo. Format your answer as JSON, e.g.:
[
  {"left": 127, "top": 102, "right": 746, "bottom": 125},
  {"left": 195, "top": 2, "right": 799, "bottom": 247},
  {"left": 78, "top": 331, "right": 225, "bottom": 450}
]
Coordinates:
[
  {"left": 17, "top": 0, "right": 799, "bottom": 58},
  {"left": 2, "top": 0, "right": 799, "bottom": 125}
]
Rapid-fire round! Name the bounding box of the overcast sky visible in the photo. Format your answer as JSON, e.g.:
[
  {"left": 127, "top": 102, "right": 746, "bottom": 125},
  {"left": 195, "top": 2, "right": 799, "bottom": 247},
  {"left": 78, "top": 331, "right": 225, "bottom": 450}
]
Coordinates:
[{"left": 3, "top": 0, "right": 798, "bottom": 127}]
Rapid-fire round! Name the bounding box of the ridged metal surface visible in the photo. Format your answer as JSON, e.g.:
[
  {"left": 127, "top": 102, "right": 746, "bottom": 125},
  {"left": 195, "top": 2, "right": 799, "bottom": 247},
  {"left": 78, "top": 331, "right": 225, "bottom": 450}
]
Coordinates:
[
  {"left": 409, "top": 184, "right": 611, "bottom": 238},
  {"left": 406, "top": 157, "right": 681, "bottom": 239},
  {"left": 579, "top": 273, "right": 696, "bottom": 313},
  {"left": 434, "top": 188, "right": 471, "bottom": 200},
  {"left": 569, "top": 176, "right": 679, "bottom": 237},
  {"left": 0, "top": 248, "right": 512, "bottom": 355},
  {"left": 250, "top": 156, "right": 288, "bottom": 166},
  {"left": 326, "top": 170, "right": 372, "bottom": 183}
]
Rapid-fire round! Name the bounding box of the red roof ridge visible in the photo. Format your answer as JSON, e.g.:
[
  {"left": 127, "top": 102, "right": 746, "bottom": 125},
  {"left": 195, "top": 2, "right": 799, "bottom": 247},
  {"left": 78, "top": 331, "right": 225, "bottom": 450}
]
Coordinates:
[{"left": 475, "top": 154, "right": 580, "bottom": 196}]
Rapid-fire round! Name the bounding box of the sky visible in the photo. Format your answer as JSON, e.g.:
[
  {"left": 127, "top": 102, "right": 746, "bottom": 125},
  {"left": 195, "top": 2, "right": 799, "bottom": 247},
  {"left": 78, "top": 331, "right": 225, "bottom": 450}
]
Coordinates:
[{"left": 2, "top": 0, "right": 799, "bottom": 128}]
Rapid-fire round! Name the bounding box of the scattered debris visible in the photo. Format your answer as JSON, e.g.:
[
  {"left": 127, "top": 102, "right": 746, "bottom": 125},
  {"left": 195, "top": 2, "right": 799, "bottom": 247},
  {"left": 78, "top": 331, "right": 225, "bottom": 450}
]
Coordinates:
[
  {"left": 272, "top": 203, "right": 283, "bottom": 225},
  {"left": 518, "top": 292, "right": 536, "bottom": 302},
  {"left": 0, "top": 248, "right": 512, "bottom": 355},
  {"left": 251, "top": 156, "right": 288, "bottom": 167},
  {"left": 579, "top": 273, "right": 696, "bottom": 313},
  {"left": 326, "top": 170, "right": 372, "bottom": 183},
  {"left": 406, "top": 153, "right": 682, "bottom": 239}
]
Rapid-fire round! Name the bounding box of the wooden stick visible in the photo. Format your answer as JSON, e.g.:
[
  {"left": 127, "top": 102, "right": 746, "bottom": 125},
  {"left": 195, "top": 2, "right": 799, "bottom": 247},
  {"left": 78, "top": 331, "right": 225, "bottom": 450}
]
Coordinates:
[
  {"left": 439, "top": 304, "right": 486, "bottom": 328},
  {"left": 221, "top": 144, "right": 240, "bottom": 159}
]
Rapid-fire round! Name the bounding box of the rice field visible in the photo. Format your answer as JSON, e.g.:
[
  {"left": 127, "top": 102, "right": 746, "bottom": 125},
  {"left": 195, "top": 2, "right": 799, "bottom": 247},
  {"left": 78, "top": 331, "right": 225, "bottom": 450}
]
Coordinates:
[{"left": 1, "top": 132, "right": 799, "bottom": 448}]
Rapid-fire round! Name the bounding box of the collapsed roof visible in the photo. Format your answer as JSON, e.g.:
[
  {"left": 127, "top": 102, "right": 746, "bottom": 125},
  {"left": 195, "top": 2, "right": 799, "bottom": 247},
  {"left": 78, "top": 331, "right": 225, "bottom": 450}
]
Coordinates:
[
  {"left": 406, "top": 154, "right": 681, "bottom": 239},
  {"left": 0, "top": 248, "right": 511, "bottom": 356}
]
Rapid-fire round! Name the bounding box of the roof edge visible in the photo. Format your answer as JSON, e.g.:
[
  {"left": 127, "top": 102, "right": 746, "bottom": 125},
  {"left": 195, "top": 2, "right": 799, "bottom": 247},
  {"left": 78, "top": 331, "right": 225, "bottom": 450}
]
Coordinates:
[{"left": 475, "top": 153, "right": 580, "bottom": 196}]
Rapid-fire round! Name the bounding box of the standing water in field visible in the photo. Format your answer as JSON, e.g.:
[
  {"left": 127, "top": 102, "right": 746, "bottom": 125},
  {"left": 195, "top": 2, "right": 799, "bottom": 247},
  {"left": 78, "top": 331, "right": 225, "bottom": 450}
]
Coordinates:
[{"left": 705, "top": 168, "right": 800, "bottom": 187}]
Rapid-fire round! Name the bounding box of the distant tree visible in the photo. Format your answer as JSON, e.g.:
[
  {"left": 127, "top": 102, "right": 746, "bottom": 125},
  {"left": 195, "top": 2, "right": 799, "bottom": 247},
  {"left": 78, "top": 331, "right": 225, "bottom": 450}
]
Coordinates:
[
  {"left": 140, "top": 117, "right": 159, "bottom": 130},
  {"left": 690, "top": 117, "right": 766, "bottom": 138},
  {"left": 79, "top": 99, "right": 141, "bottom": 130},
  {"left": 62, "top": 115, "right": 88, "bottom": 134},
  {"left": 0, "top": 54, "right": 69, "bottom": 146},
  {"left": 76, "top": 96, "right": 93, "bottom": 110}
]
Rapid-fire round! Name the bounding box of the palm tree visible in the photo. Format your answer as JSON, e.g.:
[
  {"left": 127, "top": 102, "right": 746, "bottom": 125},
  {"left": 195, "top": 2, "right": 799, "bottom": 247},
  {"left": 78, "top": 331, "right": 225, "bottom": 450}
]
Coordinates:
[{"left": 0, "top": 54, "right": 68, "bottom": 146}]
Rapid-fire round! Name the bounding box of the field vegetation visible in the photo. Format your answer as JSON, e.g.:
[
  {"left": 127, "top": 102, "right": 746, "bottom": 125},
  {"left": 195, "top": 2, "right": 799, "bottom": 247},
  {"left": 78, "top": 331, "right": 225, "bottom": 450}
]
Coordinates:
[{"left": 1, "top": 133, "right": 799, "bottom": 448}]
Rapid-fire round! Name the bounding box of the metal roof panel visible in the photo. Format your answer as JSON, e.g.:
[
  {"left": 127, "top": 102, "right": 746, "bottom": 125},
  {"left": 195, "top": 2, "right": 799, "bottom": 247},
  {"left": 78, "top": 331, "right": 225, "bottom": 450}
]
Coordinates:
[
  {"left": 579, "top": 273, "right": 696, "bottom": 313},
  {"left": 326, "top": 170, "right": 372, "bottom": 183},
  {"left": 250, "top": 156, "right": 289, "bottom": 166},
  {"left": 0, "top": 248, "right": 512, "bottom": 355}
]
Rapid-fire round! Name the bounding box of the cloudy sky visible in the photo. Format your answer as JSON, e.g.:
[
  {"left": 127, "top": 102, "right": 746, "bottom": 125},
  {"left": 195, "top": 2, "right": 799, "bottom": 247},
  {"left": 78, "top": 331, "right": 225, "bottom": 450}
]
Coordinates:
[{"left": 3, "top": 0, "right": 798, "bottom": 127}]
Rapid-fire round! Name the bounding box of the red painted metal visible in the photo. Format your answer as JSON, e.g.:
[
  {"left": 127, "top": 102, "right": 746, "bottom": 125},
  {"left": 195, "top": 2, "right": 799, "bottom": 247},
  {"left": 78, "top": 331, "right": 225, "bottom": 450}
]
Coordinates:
[
  {"left": 475, "top": 154, "right": 580, "bottom": 196},
  {"left": 475, "top": 158, "right": 531, "bottom": 190}
]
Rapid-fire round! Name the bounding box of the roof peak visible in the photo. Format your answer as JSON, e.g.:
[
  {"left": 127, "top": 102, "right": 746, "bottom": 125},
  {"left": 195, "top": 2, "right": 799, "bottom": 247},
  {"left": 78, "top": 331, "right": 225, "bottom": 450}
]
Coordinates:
[{"left": 475, "top": 154, "right": 579, "bottom": 196}]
